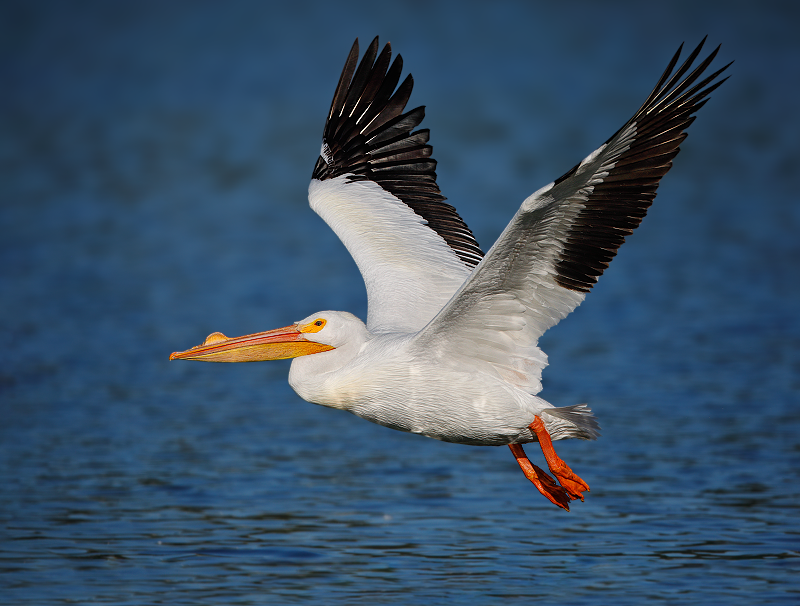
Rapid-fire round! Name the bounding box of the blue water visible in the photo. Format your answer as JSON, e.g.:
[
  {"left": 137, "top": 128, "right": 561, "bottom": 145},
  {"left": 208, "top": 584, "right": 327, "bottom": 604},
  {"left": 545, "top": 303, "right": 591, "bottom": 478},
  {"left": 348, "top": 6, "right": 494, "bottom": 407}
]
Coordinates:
[{"left": 2, "top": 1, "right": 799, "bottom": 604}]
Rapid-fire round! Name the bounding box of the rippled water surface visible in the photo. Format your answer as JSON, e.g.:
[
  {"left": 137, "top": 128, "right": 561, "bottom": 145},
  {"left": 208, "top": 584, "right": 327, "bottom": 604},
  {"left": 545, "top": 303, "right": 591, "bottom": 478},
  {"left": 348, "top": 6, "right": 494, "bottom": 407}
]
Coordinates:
[{"left": 2, "top": 1, "right": 799, "bottom": 604}]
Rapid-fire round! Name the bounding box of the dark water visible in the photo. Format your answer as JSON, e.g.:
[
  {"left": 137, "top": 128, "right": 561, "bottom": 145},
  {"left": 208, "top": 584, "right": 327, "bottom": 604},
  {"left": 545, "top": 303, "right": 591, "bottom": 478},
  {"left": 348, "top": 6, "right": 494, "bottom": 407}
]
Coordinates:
[{"left": 2, "top": 1, "right": 799, "bottom": 604}]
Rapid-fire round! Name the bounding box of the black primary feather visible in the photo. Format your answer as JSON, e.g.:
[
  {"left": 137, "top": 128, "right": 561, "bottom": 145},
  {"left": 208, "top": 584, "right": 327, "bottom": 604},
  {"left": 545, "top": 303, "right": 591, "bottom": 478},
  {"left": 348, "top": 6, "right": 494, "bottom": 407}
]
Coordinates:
[
  {"left": 552, "top": 37, "right": 731, "bottom": 293},
  {"left": 312, "top": 37, "right": 484, "bottom": 268}
]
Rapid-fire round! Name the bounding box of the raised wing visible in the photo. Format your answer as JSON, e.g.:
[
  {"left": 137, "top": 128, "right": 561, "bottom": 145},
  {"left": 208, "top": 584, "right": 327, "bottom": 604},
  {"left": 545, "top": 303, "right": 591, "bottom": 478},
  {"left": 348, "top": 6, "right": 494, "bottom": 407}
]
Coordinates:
[
  {"left": 417, "top": 39, "right": 731, "bottom": 393},
  {"left": 309, "top": 37, "right": 483, "bottom": 334}
]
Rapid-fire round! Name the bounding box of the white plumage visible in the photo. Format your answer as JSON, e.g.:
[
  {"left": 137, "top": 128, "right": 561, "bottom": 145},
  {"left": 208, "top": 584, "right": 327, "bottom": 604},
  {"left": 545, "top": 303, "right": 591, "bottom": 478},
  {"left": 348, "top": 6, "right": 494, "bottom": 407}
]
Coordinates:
[
  {"left": 171, "top": 37, "right": 729, "bottom": 510},
  {"left": 308, "top": 178, "right": 470, "bottom": 333}
]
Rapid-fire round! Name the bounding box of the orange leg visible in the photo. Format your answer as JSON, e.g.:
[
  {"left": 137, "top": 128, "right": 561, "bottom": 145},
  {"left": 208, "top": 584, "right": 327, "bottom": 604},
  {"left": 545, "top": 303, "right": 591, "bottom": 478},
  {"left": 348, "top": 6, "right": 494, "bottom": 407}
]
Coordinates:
[
  {"left": 530, "top": 415, "right": 590, "bottom": 502},
  {"left": 508, "top": 443, "right": 572, "bottom": 511}
]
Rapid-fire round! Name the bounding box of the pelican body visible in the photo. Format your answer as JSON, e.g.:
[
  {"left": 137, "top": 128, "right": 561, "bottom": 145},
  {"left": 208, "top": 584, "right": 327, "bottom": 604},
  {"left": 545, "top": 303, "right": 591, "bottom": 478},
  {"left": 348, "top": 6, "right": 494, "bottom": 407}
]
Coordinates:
[{"left": 172, "top": 38, "right": 729, "bottom": 510}]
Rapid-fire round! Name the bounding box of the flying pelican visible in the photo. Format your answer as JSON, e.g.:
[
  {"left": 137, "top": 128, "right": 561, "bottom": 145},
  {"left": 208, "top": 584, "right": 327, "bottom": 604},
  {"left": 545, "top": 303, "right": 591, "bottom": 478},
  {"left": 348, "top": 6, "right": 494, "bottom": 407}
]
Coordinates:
[{"left": 171, "top": 37, "right": 729, "bottom": 510}]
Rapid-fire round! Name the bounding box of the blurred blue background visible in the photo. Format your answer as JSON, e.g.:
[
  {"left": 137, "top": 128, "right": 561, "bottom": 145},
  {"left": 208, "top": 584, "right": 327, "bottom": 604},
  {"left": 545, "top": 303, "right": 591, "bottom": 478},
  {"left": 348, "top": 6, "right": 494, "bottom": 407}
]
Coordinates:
[{"left": 1, "top": 1, "right": 798, "bottom": 604}]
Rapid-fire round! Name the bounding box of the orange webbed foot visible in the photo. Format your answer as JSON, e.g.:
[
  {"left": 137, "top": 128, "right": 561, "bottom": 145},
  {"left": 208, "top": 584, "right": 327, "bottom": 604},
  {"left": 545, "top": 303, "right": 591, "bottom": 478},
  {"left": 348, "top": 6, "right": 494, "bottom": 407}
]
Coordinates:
[
  {"left": 508, "top": 443, "right": 572, "bottom": 511},
  {"left": 530, "top": 415, "right": 590, "bottom": 502}
]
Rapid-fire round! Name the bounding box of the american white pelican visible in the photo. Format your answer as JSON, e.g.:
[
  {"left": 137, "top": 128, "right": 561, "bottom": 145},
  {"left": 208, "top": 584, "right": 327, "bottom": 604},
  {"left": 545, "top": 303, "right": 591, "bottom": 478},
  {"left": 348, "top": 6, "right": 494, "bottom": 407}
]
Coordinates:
[{"left": 171, "top": 37, "right": 730, "bottom": 510}]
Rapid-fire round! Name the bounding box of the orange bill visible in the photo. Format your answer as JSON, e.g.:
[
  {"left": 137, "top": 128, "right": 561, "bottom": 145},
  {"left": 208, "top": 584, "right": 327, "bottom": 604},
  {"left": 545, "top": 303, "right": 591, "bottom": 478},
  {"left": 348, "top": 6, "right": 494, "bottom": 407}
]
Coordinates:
[{"left": 170, "top": 324, "right": 334, "bottom": 363}]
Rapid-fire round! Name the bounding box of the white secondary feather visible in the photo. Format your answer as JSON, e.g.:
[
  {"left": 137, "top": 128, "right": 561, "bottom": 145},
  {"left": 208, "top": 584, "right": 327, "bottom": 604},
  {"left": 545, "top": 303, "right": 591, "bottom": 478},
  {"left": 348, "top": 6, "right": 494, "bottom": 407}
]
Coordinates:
[
  {"left": 416, "top": 123, "right": 638, "bottom": 393},
  {"left": 308, "top": 176, "right": 471, "bottom": 334}
]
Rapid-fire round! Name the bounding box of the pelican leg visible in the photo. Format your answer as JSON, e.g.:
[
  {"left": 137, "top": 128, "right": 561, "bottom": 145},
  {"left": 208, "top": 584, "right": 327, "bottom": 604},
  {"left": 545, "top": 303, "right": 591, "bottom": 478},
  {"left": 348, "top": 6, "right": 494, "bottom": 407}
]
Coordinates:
[
  {"left": 508, "top": 443, "right": 572, "bottom": 511},
  {"left": 530, "top": 415, "right": 590, "bottom": 502}
]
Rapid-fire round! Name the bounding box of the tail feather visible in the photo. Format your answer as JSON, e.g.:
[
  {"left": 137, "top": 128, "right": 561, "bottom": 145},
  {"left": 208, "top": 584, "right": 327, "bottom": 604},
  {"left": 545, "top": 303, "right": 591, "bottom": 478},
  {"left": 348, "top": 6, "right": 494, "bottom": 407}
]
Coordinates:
[{"left": 541, "top": 404, "right": 600, "bottom": 441}]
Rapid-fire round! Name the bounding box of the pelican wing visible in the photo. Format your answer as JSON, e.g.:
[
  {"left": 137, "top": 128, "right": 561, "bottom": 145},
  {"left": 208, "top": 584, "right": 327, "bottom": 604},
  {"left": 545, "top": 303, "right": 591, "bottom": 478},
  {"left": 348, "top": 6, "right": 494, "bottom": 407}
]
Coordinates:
[
  {"left": 309, "top": 37, "right": 483, "bottom": 334},
  {"left": 417, "top": 39, "right": 730, "bottom": 393}
]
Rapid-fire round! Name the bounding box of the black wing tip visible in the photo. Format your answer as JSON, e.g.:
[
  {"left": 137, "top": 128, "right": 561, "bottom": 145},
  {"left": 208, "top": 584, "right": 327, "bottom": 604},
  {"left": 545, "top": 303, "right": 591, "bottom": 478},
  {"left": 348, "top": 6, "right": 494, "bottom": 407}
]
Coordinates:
[
  {"left": 553, "top": 40, "right": 730, "bottom": 293},
  {"left": 639, "top": 38, "right": 730, "bottom": 119},
  {"left": 313, "top": 36, "right": 409, "bottom": 181},
  {"left": 312, "top": 37, "right": 484, "bottom": 268}
]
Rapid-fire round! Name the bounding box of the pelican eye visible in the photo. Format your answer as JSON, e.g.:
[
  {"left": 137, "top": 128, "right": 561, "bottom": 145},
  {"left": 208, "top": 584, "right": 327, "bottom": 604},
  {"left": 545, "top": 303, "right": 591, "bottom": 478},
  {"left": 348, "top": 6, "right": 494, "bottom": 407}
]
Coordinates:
[{"left": 300, "top": 318, "right": 327, "bottom": 333}]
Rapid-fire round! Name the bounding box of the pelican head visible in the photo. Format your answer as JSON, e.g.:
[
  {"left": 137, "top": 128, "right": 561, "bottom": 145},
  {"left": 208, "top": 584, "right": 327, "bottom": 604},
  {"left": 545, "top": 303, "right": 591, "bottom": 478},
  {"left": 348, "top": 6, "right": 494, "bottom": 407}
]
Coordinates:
[{"left": 169, "top": 311, "right": 365, "bottom": 363}]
